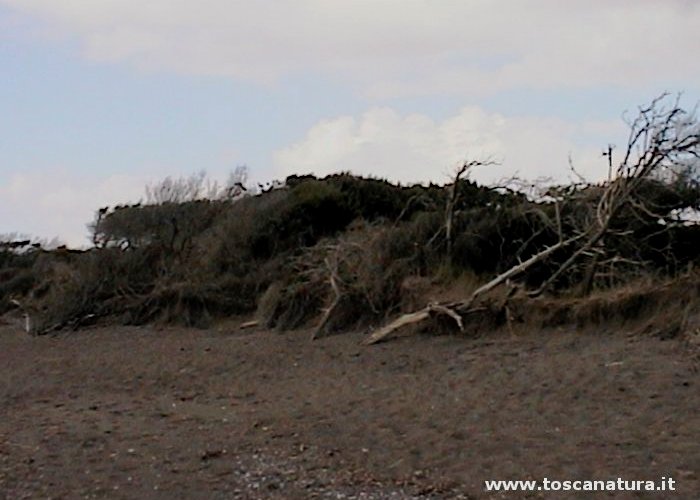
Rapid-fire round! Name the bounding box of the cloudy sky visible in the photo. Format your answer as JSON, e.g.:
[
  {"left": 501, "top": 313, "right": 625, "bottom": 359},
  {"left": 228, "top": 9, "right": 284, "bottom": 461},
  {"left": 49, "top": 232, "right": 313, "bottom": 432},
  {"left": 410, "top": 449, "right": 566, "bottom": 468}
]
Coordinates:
[{"left": 2, "top": 1, "right": 700, "bottom": 246}]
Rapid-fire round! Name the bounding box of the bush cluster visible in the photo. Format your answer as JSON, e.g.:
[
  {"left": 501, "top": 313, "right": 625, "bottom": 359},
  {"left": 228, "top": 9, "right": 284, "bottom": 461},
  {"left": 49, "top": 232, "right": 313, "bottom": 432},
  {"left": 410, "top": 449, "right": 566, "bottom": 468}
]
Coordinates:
[{"left": 1, "top": 172, "right": 698, "bottom": 334}]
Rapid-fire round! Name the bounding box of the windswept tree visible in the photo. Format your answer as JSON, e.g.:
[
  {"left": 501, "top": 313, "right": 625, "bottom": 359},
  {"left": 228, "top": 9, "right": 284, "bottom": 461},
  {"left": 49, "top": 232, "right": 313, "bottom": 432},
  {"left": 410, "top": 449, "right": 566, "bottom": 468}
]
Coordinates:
[{"left": 367, "top": 93, "right": 700, "bottom": 344}]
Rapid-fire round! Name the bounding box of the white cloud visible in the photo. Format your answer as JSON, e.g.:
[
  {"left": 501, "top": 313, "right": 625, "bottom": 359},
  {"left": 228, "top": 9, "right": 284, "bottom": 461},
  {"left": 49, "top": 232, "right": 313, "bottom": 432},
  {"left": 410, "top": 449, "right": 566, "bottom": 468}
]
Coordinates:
[
  {"left": 273, "top": 106, "right": 627, "bottom": 185},
  {"left": 0, "top": 164, "right": 247, "bottom": 247},
  {"left": 2, "top": 1, "right": 699, "bottom": 96},
  {"left": 1, "top": 1, "right": 694, "bottom": 245},
  {"left": 0, "top": 168, "right": 150, "bottom": 247}
]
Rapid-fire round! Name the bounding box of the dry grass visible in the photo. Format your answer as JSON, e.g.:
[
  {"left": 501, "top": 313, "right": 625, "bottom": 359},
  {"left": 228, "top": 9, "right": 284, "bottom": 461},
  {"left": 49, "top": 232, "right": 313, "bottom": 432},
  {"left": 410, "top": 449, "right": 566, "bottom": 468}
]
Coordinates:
[{"left": 504, "top": 271, "right": 700, "bottom": 340}]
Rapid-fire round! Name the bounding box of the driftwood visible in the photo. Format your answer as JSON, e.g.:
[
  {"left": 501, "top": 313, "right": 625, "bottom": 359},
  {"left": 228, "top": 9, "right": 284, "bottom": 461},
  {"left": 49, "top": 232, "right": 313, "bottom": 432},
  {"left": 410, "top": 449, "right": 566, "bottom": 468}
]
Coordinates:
[
  {"left": 364, "top": 235, "right": 582, "bottom": 345},
  {"left": 364, "top": 310, "right": 431, "bottom": 344},
  {"left": 365, "top": 93, "right": 700, "bottom": 346}
]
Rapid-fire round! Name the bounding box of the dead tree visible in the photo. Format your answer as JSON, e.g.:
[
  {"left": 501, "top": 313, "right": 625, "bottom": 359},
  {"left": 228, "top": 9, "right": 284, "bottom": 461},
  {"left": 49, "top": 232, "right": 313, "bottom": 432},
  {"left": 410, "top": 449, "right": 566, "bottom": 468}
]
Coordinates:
[
  {"left": 445, "top": 159, "right": 496, "bottom": 261},
  {"left": 366, "top": 94, "right": 700, "bottom": 345}
]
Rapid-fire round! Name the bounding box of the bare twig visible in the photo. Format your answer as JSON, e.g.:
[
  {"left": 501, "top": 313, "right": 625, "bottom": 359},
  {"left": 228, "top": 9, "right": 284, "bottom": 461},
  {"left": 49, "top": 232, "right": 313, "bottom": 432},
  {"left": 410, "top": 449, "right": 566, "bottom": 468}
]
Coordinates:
[{"left": 366, "top": 93, "right": 700, "bottom": 345}]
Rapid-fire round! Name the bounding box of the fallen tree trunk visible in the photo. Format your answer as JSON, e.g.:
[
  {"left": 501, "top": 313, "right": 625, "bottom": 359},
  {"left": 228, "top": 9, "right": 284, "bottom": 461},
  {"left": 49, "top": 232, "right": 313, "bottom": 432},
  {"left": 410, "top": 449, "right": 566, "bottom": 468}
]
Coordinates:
[
  {"left": 366, "top": 94, "right": 700, "bottom": 346},
  {"left": 364, "top": 235, "right": 582, "bottom": 345}
]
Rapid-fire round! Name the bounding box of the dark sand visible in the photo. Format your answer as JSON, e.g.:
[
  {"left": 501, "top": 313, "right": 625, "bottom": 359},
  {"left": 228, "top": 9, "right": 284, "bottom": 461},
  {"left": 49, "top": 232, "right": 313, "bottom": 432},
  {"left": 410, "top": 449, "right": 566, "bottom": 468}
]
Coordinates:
[{"left": 1, "top": 322, "right": 698, "bottom": 499}]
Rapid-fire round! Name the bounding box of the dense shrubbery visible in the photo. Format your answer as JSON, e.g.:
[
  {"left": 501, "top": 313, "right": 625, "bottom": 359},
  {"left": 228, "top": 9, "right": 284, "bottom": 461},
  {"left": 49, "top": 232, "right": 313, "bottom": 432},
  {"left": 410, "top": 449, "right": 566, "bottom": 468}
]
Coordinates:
[
  {"left": 1, "top": 170, "right": 699, "bottom": 335},
  {"left": 3, "top": 96, "right": 699, "bottom": 337},
  {"left": 0, "top": 241, "right": 38, "bottom": 314}
]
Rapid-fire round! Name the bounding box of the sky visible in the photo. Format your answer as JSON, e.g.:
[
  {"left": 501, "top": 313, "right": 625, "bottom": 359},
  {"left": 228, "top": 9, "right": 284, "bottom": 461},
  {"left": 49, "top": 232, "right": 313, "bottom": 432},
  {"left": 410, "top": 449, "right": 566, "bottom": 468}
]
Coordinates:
[{"left": 2, "top": 1, "right": 700, "bottom": 247}]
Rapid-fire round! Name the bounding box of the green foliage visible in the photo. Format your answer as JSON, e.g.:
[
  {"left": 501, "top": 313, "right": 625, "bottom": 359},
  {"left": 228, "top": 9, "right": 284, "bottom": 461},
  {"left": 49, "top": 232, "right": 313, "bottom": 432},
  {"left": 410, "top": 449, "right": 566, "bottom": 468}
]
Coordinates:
[
  {"left": 3, "top": 172, "right": 699, "bottom": 334},
  {"left": 250, "top": 180, "right": 353, "bottom": 258},
  {"left": 0, "top": 241, "right": 40, "bottom": 313},
  {"left": 451, "top": 204, "right": 556, "bottom": 275},
  {"left": 93, "top": 200, "right": 225, "bottom": 253}
]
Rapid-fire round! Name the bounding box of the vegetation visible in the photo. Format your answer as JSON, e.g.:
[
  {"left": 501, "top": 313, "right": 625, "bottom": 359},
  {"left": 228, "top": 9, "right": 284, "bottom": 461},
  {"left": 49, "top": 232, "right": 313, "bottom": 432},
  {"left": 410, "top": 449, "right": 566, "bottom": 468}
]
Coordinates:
[{"left": 1, "top": 95, "right": 699, "bottom": 340}]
